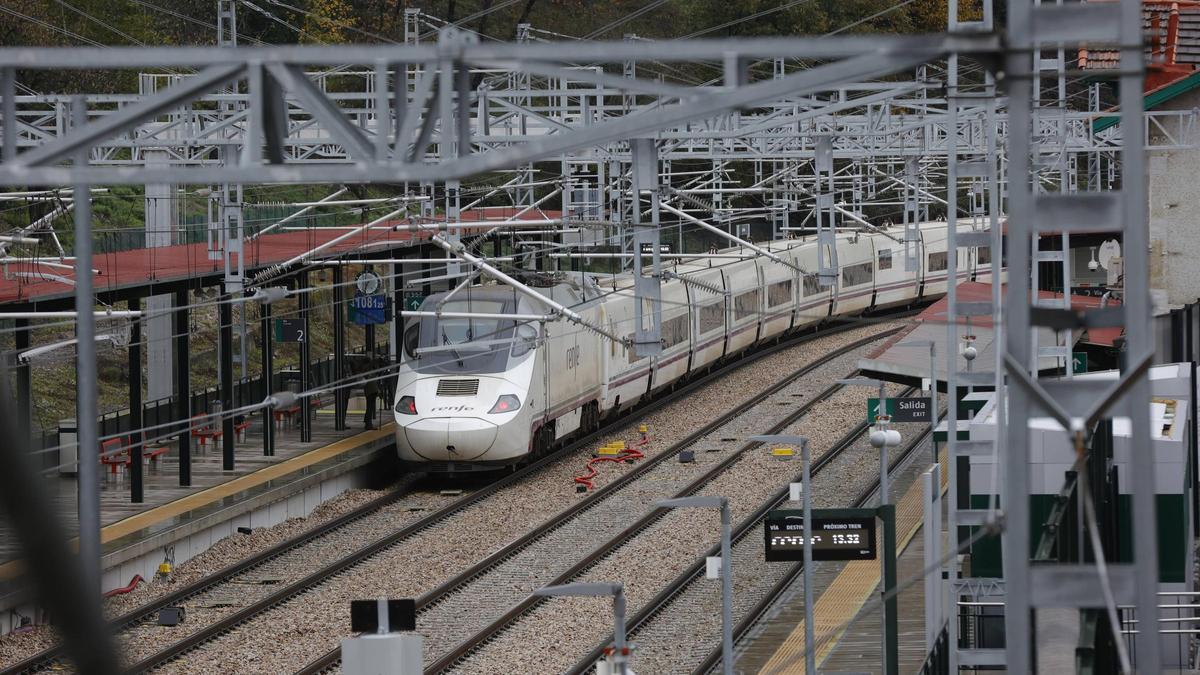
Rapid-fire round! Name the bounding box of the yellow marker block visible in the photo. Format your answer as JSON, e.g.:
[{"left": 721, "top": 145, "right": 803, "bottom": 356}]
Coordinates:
[
  {"left": 771, "top": 447, "right": 795, "bottom": 458},
  {"left": 612, "top": 440, "right": 626, "bottom": 450},
  {"left": 597, "top": 445, "right": 621, "bottom": 456},
  {"left": 638, "top": 424, "right": 648, "bottom": 434}
]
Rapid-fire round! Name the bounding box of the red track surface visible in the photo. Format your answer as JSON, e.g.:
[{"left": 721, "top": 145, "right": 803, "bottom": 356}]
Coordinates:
[{"left": 0, "top": 207, "right": 561, "bottom": 306}]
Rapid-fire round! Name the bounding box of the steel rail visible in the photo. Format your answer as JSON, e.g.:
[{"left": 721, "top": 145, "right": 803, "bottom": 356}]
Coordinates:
[
  {"left": 564, "top": 389, "right": 919, "bottom": 675},
  {"left": 419, "top": 370, "right": 904, "bottom": 673},
  {"left": 32, "top": 319, "right": 890, "bottom": 674},
  {"left": 0, "top": 481, "right": 419, "bottom": 675},
  {"left": 4, "top": 320, "right": 874, "bottom": 675},
  {"left": 293, "top": 322, "right": 907, "bottom": 675}
]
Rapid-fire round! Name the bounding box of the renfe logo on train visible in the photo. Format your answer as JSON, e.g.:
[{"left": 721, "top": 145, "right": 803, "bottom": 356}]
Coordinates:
[{"left": 764, "top": 509, "right": 877, "bottom": 561}]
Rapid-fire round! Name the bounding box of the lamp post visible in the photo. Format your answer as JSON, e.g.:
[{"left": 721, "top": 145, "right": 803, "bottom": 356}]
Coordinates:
[
  {"left": 896, "top": 339, "right": 938, "bottom": 466},
  {"left": 837, "top": 377, "right": 901, "bottom": 675},
  {"left": 534, "top": 582, "right": 629, "bottom": 675},
  {"left": 656, "top": 496, "right": 733, "bottom": 675},
  {"left": 751, "top": 434, "right": 815, "bottom": 675}
]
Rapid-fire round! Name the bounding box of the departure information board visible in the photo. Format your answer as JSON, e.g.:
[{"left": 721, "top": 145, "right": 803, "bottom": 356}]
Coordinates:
[{"left": 764, "top": 509, "right": 877, "bottom": 561}]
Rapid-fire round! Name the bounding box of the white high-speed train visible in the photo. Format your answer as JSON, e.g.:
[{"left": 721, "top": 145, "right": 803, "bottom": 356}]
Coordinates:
[{"left": 392, "top": 221, "right": 996, "bottom": 471}]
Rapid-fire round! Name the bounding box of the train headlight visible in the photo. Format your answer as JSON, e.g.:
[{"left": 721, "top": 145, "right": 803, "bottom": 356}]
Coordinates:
[
  {"left": 488, "top": 394, "right": 522, "bottom": 414},
  {"left": 396, "top": 395, "right": 418, "bottom": 415}
]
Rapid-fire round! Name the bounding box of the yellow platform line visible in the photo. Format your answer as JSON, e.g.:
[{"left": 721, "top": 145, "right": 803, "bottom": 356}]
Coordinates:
[
  {"left": 0, "top": 424, "right": 394, "bottom": 581},
  {"left": 761, "top": 451, "right": 948, "bottom": 674}
]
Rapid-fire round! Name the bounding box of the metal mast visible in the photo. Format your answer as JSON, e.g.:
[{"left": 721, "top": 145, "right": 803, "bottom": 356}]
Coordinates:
[{"left": 1003, "top": 1, "right": 1160, "bottom": 672}]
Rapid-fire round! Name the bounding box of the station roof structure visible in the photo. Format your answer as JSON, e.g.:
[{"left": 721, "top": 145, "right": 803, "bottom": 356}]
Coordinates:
[
  {"left": 0, "top": 207, "right": 560, "bottom": 308},
  {"left": 859, "top": 281, "right": 1121, "bottom": 387}
]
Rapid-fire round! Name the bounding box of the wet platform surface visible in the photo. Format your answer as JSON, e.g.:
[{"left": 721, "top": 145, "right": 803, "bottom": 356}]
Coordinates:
[
  {"left": 0, "top": 402, "right": 393, "bottom": 570},
  {"left": 735, "top": 444, "right": 942, "bottom": 674}
]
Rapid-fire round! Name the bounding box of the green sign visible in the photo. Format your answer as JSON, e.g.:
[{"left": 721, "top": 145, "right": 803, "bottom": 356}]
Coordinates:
[
  {"left": 868, "top": 398, "right": 896, "bottom": 421},
  {"left": 1072, "top": 351, "right": 1088, "bottom": 374},
  {"left": 868, "top": 397, "right": 932, "bottom": 423},
  {"left": 403, "top": 294, "right": 425, "bottom": 312}
]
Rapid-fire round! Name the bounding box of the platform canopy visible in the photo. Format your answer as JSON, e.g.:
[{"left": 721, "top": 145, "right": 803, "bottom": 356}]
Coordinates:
[{"left": 858, "top": 281, "right": 1121, "bottom": 388}]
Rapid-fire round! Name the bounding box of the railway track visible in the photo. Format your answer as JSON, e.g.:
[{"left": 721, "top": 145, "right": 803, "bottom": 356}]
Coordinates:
[
  {"left": 437, "top": 388, "right": 921, "bottom": 675},
  {"left": 415, "top": 390, "right": 912, "bottom": 674},
  {"left": 575, "top": 415, "right": 931, "bottom": 675},
  {"left": 0, "top": 320, "right": 902, "bottom": 674},
  {"left": 289, "top": 327, "right": 904, "bottom": 675}
]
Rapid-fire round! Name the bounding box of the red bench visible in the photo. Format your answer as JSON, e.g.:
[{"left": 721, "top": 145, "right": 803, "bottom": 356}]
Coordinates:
[
  {"left": 191, "top": 415, "right": 223, "bottom": 446},
  {"left": 99, "top": 438, "right": 130, "bottom": 476},
  {"left": 143, "top": 445, "right": 170, "bottom": 465},
  {"left": 273, "top": 406, "right": 301, "bottom": 430},
  {"left": 235, "top": 419, "right": 251, "bottom": 441}
]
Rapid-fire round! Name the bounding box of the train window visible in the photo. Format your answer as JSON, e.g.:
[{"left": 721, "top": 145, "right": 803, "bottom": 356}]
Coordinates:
[
  {"left": 734, "top": 290, "right": 760, "bottom": 321},
  {"left": 511, "top": 323, "right": 538, "bottom": 358},
  {"left": 767, "top": 279, "right": 792, "bottom": 307},
  {"left": 403, "top": 323, "right": 419, "bottom": 360},
  {"left": 841, "top": 261, "right": 874, "bottom": 287},
  {"left": 662, "top": 314, "right": 689, "bottom": 348},
  {"left": 927, "top": 251, "right": 948, "bottom": 272},
  {"left": 699, "top": 302, "right": 724, "bottom": 334},
  {"left": 802, "top": 274, "right": 822, "bottom": 297},
  {"left": 977, "top": 245, "right": 991, "bottom": 265},
  {"left": 878, "top": 248, "right": 893, "bottom": 270}
]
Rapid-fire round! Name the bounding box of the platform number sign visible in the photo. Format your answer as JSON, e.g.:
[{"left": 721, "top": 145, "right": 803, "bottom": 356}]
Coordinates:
[{"left": 275, "top": 318, "right": 305, "bottom": 343}]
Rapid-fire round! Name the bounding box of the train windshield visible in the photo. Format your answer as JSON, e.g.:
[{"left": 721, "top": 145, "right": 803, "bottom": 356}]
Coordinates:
[{"left": 407, "top": 299, "right": 521, "bottom": 374}]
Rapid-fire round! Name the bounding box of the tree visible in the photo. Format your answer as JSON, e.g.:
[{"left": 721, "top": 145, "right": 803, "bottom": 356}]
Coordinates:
[{"left": 302, "top": 0, "right": 358, "bottom": 43}]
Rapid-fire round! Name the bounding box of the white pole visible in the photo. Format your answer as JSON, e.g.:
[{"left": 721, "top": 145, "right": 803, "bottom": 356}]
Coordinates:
[
  {"left": 802, "top": 440, "right": 816, "bottom": 675},
  {"left": 720, "top": 499, "right": 734, "bottom": 675}
]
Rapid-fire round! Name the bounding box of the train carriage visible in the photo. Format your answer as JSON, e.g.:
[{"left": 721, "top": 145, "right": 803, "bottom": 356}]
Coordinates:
[
  {"left": 724, "top": 259, "right": 763, "bottom": 354},
  {"left": 392, "top": 221, "right": 999, "bottom": 471},
  {"left": 649, "top": 278, "right": 693, "bottom": 391},
  {"left": 759, "top": 250, "right": 797, "bottom": 340},
  {"left": 675, "top": 262, "right": 727, "bottom": 371},
  {"left": 832, "top": 234, "right": 875, "bottom": 316},
  {"left": 871, "top": 234, "right": 919, "bottom": 310}
]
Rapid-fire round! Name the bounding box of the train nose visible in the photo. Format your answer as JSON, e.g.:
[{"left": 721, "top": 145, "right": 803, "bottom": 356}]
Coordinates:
[{"left": 403, "top": 417, "right": 499, "bottom": 461}]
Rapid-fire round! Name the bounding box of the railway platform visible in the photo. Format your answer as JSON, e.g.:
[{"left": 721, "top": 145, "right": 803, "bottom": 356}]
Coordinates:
[
  {"left": 736, "top": 447, "right": 946, "bottom": 674},
  {"left": 0, "top": 403, "right": 396, "bottom": 635}
]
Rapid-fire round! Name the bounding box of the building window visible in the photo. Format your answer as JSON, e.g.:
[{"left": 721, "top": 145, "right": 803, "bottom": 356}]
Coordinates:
[
  {"left": 977, "top": 246, "right": 991, "bottom": 265},
  {"left": 841, "top": 261, "right": 874, "bottom": 287},
  {"left": 878, "top": 248, "right": 892, "bottom": 270},
  {"left": 927, "top": 251, "right": 948, "bottom": 272}
]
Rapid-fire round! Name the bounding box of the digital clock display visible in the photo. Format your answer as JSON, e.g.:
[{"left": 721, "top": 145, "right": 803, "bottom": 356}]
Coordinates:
[{"left": 764, "top": 509, "right": 877, "bottom": 561}]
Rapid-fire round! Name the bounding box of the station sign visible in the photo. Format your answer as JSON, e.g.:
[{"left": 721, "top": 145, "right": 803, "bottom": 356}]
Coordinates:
[
  {"left": 764, "top": 508, "right": 877, "bottom": 561},
  {"left": 350, "top": 294, "right": 387, "bottom": 325},
  {"left": 639, "top": 242, "right": 674, "bottom": 255},
  {"left": 1072, "top": 352, "right": 1088, "bottom": 374},
  {"left": 275, "top": 318, "right": 306, "bottom": 343},
  {"left": 867, "top": 396, "right": 932, "bottom": 423}
]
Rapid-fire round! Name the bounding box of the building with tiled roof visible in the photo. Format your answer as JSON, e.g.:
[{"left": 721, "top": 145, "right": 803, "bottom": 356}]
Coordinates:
[{"left": 1080, "top": 1, "right": 1200, "bottom": 306}]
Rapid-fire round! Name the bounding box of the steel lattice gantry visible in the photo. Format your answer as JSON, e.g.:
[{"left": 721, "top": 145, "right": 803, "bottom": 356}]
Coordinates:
[{"left": 0, "top": 4, "right": 1178, "bottom": 670}]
